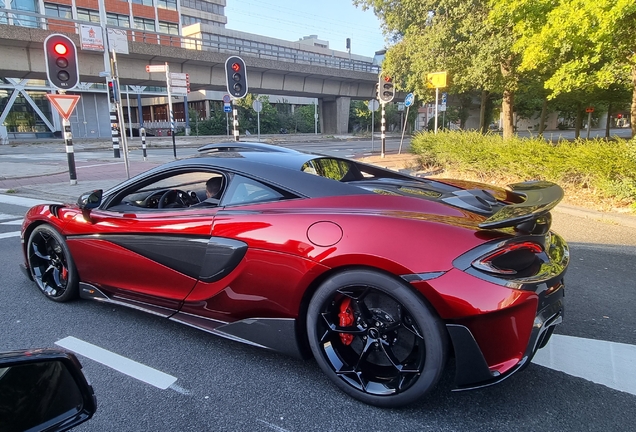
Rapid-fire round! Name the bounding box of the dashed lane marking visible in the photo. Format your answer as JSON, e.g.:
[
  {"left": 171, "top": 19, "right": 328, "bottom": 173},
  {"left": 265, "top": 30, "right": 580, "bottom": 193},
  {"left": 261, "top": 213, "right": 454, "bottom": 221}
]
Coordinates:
[
  {"left": 56, "top": 336, "right": 178, "bottom": 390},
  {"left": 533, "top": 334, "right": 636, "bottom": 396},
  {"left": 0, "top": 231, "right": 20, "bottom": 239}
]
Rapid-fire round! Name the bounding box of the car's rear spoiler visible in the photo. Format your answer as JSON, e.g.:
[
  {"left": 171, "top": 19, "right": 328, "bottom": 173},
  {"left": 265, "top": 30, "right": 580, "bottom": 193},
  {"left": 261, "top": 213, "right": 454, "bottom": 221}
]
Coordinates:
[{"left": 478, "top": 180, "right": 564, "bottom": 229}]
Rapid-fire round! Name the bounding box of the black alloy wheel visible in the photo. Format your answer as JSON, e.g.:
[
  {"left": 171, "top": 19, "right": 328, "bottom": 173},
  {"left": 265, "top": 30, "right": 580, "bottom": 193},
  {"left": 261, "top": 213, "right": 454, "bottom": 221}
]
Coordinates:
[
  {"left": 307, "top": 270, "right": 447, "bottom": 407},
  {"left": 27, "top": 225, "right": 78, "bottom": 302}
]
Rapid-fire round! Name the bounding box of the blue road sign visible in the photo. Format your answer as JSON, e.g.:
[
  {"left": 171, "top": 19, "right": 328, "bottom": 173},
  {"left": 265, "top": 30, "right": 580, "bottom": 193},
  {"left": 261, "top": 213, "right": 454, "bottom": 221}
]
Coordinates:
[
  {"left": 441, "top": 92, "right": 448, "bottom": 104},
  {"left": 224, "top": 103, "right": 232, "bottom": 113},
  {"left": 404, "top": 93, "right": 415, "bottom": 107}
]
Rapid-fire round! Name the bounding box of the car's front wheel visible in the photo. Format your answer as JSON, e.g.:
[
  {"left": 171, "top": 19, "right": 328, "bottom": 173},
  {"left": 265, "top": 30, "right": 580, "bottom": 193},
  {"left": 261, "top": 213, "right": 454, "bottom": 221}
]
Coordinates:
[
  {"left": 27, "top": 225, "right": 78, "bottom": 302},
  {"left": 307, "top": 269, "right": 447, "bottom": 407}
]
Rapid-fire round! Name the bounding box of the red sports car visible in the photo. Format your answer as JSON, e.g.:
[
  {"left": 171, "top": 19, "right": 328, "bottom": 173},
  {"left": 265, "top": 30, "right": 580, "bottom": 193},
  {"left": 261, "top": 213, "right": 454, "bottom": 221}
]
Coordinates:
[{"left": 20, "top": 142, "right": 568, "bottom": 407}]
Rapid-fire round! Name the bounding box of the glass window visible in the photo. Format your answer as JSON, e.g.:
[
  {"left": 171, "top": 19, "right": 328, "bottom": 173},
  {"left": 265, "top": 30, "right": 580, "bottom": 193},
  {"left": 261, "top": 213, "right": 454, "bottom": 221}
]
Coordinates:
[
  {"left": 223, "top": 175, "right": 284, "bottom": 206},
  {"left": 132, "top": 0, "right": 153, "bottom": 6},
  {"left": 76, "top": 8, "right": 100, "bottom": 23},
  {"left": 44, "top": 3, "right": 71, "bottom": 19},
  {"left": 107, "top": 13, "right": 130, "bottom": 28},
  {"left": 159, "top": 21, "right": 178, "bottom": 35},
  {"left": 157, "top": 0, "right": 176, "bottom": 10},
  {"left": 134, "top": 17, "right": 156, "bottom": 32}
]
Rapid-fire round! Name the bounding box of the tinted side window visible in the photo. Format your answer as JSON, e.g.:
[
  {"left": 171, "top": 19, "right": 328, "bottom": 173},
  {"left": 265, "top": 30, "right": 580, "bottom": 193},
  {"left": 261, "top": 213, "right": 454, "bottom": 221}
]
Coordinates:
[
  {"left": 301, "top": 158, "right": 358, "bottom": 181},
  {"left": 223, "top": 175, "right": 284, "bottom": 206}
]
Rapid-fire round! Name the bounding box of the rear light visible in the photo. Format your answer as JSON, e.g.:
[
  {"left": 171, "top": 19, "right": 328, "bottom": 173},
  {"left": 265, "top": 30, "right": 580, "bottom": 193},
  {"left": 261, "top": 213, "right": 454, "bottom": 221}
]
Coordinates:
[{"left": 472, "top": 241, "right": 544, "bottom": 275}]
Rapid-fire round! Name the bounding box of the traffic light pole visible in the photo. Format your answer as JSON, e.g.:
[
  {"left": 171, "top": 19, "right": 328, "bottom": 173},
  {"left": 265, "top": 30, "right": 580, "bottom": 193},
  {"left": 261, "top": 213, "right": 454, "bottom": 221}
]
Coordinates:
[
  {"left": 381, "top": 102, "right": 386, "bottom": 158},
  {"left": 109, "top": 92, "right": 121, "bottom": 158},
  {"left": 232, "top": 100, "right": 239, "bottom": 142},
  {"left": 111, "top": 50, "right": 130, "bottom": 179}
]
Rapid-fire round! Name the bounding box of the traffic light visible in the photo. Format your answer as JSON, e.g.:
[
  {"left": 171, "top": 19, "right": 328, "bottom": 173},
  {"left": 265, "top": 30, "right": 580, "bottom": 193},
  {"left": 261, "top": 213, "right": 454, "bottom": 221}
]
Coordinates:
[
  {"left": 378, "top": 74, "right": 395, "bottom": 103},
  {"left": 44, "top": 34, "right": 79, "bottom": 90},
  {"left": 107, "top": 80, "right": 119, "bottom": 104},
  {"left": 225, "top": 56, "right": 248, "bottom": 99}
]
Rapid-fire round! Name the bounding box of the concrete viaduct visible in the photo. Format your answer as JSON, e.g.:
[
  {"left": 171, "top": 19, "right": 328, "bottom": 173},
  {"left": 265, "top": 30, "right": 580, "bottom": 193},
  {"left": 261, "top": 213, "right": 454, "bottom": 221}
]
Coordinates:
[{"left": 0, "top": 24, "right": 379, "bottom": 134}]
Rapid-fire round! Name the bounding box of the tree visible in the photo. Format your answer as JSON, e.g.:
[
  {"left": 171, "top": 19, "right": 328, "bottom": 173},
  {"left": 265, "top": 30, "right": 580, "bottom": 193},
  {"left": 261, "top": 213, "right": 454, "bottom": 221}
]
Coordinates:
[
  {"left": 356, "top": 0, "right": 525, "bottom": 137},
  {"left": 495, "top": 0, "right": 636, "bottom": 137}
]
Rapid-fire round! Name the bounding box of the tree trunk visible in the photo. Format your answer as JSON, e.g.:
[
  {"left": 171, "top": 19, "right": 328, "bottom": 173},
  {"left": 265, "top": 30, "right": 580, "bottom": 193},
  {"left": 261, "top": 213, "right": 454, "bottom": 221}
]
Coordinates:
[
  {"left": 538, "top": 98, "right": 548, "bottom": 136},
  {"left": 605, "top": 102, "right": 612, "bottom": 138},
  {"left": 502, "top": 89, "right": 514, "bottom": 139},
  {"left": 479, "top": 90, "right": 489, "bottom": 134},
  {"left": 631, "top": 64, "right": 636, "bottom": 139},
  {"left": 574, "top": 104, "right": 582, "bottom": 139}
]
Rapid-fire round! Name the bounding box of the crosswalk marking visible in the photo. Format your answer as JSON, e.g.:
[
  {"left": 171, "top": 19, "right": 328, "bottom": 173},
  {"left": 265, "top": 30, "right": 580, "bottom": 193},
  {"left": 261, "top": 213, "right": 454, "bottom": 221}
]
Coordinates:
[{"left": 533, "top": 334, "right": 636, "bottom": 396}]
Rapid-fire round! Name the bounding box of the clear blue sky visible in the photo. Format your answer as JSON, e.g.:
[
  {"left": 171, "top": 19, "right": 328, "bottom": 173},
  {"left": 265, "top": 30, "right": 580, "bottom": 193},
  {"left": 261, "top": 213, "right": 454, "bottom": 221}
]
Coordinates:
[{"left": 225, "top": 0, "right": 387, "bottom": 57}]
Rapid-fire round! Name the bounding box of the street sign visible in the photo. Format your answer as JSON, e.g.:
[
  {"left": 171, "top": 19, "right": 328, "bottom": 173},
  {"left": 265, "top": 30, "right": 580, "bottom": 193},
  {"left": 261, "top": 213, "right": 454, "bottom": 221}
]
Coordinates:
[
  {"left": 170, "top": 86, "right": 188, "bottom": 95},
  {"left": 397, "top": 102, "right": 405, "bottom": 111},
  {"left": 404, "top": 93, "right": 415, "bottom": 107},
  {"left": 169, "top": 72, "right": 187, "bottom": 80},
  {"left": 146, "top": 64, "right": 167, "bottom": 73},
  {"left": 426, "top": 71, "right": 448, "bottom": 88},
  {"left": 224, "top": 103, "right": 232, "bottom": 113},
  {"left": 46, "top": 94, "right": 80, "bottom": 120},
  {"left": 367, "top": 99, "right": 379, "bottom": 112},
  {"left": 222, "top": 94, "right": 231, "bottom": 103},
  {"left": 169, "top": 79, "right": 188, "bottom": 87},
  {"left": 252, "top": 100, "right": 263, "bottom": 113},
  {"left": 586, "top": 107, "right": 594, "bottom": 113}
]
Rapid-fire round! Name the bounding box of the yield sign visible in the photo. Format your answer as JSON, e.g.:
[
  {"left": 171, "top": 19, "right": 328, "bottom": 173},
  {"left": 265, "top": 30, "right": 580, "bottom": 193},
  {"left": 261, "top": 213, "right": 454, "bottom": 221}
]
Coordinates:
[{"left": 46, "top": 94, "right": 81, "bottom": 120}]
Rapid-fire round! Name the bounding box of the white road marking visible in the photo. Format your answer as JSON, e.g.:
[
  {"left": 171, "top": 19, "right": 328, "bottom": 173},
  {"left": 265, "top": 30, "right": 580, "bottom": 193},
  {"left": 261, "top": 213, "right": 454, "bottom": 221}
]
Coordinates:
[
  {"left": 533, "top": 334, "right": 636, "bottom": 396},
  {"left": 0, "top": 219, "right": 23, "bottom": 225},
  {"left": 257, "top": 420, "right": 290, "bottom": 432},
  {"left": 0, "top": 194, "right": 60, "bottom": 207},
  {"left": 0, "top": 231, "right": 20, "bottom": 239},
  {"left": 77, "top": 162, "right": 124, "bottom": 169},
  {"left": 0, "top": 213, "right": 18, "bottom": 221},
  {"left": 55, "top": 336, "right": 178, "bottom": 390}
]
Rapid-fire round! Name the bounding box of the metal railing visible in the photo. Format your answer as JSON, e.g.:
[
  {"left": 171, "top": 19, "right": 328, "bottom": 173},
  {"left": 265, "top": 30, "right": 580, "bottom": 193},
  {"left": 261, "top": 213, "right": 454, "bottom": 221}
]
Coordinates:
[{"left": 0, "top": 8, "right": 379, "bottom": 73}]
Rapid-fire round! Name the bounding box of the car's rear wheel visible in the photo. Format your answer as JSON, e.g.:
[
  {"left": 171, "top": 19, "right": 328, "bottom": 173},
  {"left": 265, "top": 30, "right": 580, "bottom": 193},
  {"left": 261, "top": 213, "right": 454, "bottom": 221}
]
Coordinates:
[
  {"left": 307, "top": 269, "right": 447, "bottom": 407},
  {"left": 27, "top": 225, "right": 78, "bottom": 302}
]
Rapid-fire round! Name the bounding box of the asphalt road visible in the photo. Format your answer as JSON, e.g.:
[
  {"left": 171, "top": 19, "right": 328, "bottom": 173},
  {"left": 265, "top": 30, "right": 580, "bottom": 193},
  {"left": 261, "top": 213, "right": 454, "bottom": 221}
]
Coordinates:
[{"left": 1, "top": 146, "right": 636, "bottom": 430}]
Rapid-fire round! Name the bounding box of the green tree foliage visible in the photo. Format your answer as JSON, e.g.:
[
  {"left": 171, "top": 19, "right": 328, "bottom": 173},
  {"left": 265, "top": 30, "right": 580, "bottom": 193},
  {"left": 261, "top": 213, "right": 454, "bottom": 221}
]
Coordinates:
[
  {"left": 492, "top": 0, "right": 636, "bottom": 137},
  {"left": 355, "top": 0, "right": 517, "bottom": 137}
]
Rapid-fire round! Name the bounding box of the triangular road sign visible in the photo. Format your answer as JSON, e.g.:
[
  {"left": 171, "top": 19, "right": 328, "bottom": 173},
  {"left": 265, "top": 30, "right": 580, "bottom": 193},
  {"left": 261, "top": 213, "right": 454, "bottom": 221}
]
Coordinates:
[{"left": 46, "top": 94, "right": 81, "bottom": 120}]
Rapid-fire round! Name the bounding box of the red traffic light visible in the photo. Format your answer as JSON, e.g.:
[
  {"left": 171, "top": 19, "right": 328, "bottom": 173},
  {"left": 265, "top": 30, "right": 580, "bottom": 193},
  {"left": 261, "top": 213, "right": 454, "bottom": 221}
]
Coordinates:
[
  {"left": 54, "top": 43, "right": 67, "bottom": 56},
  {"left": 231, "top": 62, "right": 241, "bottom": 72},
  {"left": 384, "top": 76, "right": 391, "bottom": 82}
]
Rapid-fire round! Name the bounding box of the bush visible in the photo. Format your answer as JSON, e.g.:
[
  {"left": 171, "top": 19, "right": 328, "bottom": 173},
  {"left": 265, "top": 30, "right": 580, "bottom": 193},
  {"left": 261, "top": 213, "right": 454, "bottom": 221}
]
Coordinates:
[{"left": 410, "top": 131, "right": 636, "bottom": 208}]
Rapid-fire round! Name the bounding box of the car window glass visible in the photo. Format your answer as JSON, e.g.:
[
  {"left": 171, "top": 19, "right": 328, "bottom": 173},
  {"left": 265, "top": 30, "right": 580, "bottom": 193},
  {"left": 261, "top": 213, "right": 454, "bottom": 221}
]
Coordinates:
[
  {"left": 108, "top": 171, "right": 222, "bottom": 211},
  {"left": 223, "top": 175, "right": 284, "bottom": 206},
  {"left": 301, "top": 158, "right": 358, "bottom": 181}
]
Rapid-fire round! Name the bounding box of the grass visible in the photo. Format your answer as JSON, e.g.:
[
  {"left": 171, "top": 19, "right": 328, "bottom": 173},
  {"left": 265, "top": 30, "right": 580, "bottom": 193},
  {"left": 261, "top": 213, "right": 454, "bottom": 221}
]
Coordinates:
[{"left": 410, "top": 131, "right": 636, "bottom": 212}]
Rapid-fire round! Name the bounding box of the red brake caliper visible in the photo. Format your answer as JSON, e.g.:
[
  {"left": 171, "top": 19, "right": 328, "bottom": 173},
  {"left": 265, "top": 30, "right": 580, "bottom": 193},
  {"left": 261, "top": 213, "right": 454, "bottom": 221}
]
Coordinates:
[
  {"left": 61, "top": 266, "right": 68, "bottom": 281},
  {"left": 338, "top": 298, "right": 355, "bottom": 345}
]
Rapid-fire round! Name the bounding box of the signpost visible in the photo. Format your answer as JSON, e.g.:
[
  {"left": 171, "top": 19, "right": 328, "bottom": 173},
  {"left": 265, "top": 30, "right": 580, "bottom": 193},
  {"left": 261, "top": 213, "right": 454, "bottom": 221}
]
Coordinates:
[
  {"left": 252, "top": 100, "right": 263, "bottom": 141},
  {"left": 586, "top": 107, "right": 594, "bottom": 139},
  {"left": 368, "top": 99, "right": 379, "bottom": 152},
  {"left": 399, "top": 93, "right": 415, "bottom": 154},
  {"left": 426, "top": 71, "right": 448, "bottom": 134},
  {"left": 46, "top": 94, "right": 81, "bottom": 185},
  {"left": 146, "top": 63, "right": 189, "bottom": 158},
  {"left": 223, "top": 95, "right": 231, "bottom": 137}
]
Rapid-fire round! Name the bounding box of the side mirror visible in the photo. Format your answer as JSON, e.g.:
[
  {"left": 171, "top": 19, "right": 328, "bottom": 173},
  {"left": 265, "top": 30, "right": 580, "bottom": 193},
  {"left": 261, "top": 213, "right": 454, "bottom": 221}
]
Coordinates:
[
  {"left": 0, "top": 349, "right": 97, "bottom": 432},
  {"left": 77, "top": 190, "right": 103, "bottom": 210}
]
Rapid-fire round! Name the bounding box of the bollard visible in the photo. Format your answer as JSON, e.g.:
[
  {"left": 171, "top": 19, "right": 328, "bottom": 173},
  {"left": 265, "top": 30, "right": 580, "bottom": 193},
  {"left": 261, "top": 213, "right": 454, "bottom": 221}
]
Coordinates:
[{"left": 140, "top": 127, "right": 147, "bottom": 161}]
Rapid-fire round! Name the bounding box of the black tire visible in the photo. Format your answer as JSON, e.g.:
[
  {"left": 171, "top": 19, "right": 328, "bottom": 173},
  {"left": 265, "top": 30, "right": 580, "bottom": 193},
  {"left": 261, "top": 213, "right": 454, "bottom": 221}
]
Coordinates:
[
  {"left": 307, "top": 269, "right": 447, "bottom": 407},
  {"left": 27, "top": 225, "right": 79, "bottom": 302}
]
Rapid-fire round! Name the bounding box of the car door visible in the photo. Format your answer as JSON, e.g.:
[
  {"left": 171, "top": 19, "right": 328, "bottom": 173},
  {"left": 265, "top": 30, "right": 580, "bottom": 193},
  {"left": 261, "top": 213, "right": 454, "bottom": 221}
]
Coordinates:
[{"left": 63, "top": 170, "right": 224, "bottom": 314}]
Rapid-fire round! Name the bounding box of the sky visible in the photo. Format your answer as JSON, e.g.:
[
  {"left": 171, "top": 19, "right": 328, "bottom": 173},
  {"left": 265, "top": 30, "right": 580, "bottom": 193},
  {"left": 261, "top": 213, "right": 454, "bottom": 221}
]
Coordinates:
[{"left": 224, "top": 0, "right": 387, "bottom": 58}]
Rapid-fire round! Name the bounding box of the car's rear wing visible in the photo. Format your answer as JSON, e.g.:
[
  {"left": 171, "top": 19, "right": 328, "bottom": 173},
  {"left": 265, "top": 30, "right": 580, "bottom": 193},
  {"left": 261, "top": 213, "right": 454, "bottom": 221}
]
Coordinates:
[{"left": 478, "top": 181, "right": 564, "bottom": 229}]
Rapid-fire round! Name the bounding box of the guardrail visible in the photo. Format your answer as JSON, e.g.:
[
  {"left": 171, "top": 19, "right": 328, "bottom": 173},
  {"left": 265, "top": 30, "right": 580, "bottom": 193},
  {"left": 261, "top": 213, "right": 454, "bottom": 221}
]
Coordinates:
[{"left": 0, "top": 8, "right": 379, "bottom": 73}]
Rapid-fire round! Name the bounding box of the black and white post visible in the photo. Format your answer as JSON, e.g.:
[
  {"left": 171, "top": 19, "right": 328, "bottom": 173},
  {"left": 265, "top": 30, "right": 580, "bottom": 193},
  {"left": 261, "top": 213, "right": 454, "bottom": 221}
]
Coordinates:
[
  {"left": 110, "top": 96, "right": 121, "bottom": 158},
  {"left": 63, "top": 116, "right": 77, "bottom": 185},
  {"left": 141, "top": 127, "right": 147, "bottom": 161},
  {"left": 381, "top": 102, "right": 386, "bottom": 158},
  {"left": 233, "top": 100, "right": 239, "bottom": 142}
]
